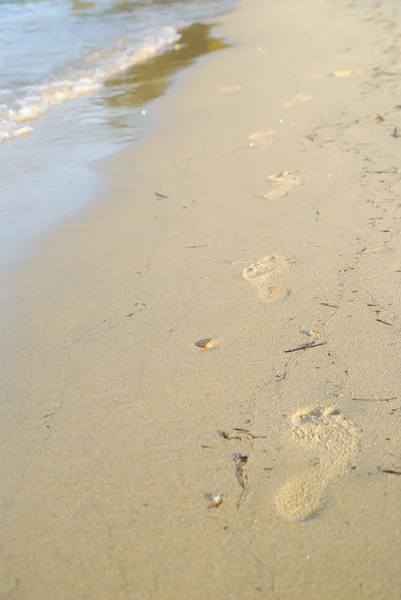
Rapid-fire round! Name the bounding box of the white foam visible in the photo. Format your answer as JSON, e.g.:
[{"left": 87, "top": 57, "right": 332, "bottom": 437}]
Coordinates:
[{"left": 0, "top": 26, "right": 179, "bottom": 143}]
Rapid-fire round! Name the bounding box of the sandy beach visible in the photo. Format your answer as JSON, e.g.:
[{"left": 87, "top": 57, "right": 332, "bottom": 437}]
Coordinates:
[{"left": 1, "top": 0, "right": 401, "bottom": 598}]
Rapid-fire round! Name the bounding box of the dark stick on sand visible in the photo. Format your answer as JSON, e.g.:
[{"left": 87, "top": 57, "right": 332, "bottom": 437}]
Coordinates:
[{"left": 285, "top": 341, "right": 328, "bottom": 353}]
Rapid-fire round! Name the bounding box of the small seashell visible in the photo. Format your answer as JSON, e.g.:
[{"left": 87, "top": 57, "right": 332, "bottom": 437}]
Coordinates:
[
  {"left": 206, "top": 493, "right": 223, "bottom": 509},
  {"left": 195, "top": 338, "right": 218, "bottom": 350}
]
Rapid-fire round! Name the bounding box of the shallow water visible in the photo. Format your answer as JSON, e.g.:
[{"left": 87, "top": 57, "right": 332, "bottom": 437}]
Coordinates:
[{"left": 0, "top": 0, "right": 233, "bottom": 270}]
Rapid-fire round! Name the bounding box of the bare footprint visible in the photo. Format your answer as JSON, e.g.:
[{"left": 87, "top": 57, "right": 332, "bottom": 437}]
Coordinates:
[
  {"left": 329, "top": 69, "right": 363, "bottom": 78},
  {"left": 262, "top": 171, "right": 301, "bottom": 200},
  {"left": 262, "top": 188, "right": 289, "bottom": 201},
  {"left": 220, "top": 84, "right": 243, "bottom": 93},
  {"left": 275, "top": 407, "right": 360, "bottom": 521},
  {"left": 267, "top": 171, "right": 301, "bottom": 186},
  {"left": 242, "top": 254, "right": 293, "bottom": 302},
  {"left": 281, "top": 93, "right": 311, "bottom": 108},
  {"left": 248, "top": 128, "right": 275, "bottom": 147}
]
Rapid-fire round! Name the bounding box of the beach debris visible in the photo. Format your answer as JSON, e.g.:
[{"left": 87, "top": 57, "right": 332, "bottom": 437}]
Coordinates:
[
  {"left": 233, "top": 428, "right": 266, "bottom": 439},
  {"left": 391, "top": 127, "right": 401, "bottom": 139},
  {"left": 328, "top": 69, "right": 363, "bottom": 78},
  {"left": 217, "top": 427, "right": 267, "bottom": 440},
  {"left": 195, "top": 338, "right": 218, "bottom": 350},
  {"left": 233, "top": 455, "right": 249, "bottom": 507},
  {"left": 382, "top": 64, "right": 401, "bottom": 76},
  {"left": 220, "top": 84, "right": 243, "bottom": 93},
  {"left": 390, "top": 406, "right": 401, "bottom": 414},
  {"left": 285, "top": 340, "right": 328, "bottom": 353},
  {"left": 281, "top": 94, "right": 311, "bottom": 108},
  {"left": 300, "top": 329, "right": 318, "bottom": 337},
  {"left": 352, "top": 397, "right": 396, "bottom": 403},
  {"left": 366, "top": 107, "right": 401, "bottom": 122},
  {"left": 262, "top": 188, "right": 289, "bottom": 200},
  {"left": 321, "top": 302, "right": 339, "bottom": 309},
  {"left": 267, "top": 171, "right": 301, "bottom": 186},
  {"left": 218, "top": 430, "right": 243, "bottom": 441},
  {"left": 248, "top": 128, "right": 275, "bottom": 147},
  {"left": 381, "top": 469, "right": 401, "bottom": 476},
  {"left": 155, "top": 192, "right": 168, "bottom": 199},
  {"left": 204, "top": 493, "right": 224, "bottom": 509},
  {"left": 376, "top": 318, "right": 392, "bottom": 326},
  {"left": 187, "top": 245, "right": 207, "bottom": 248},
  {"left": 218, "top": 428, "right": 266, "bottom": 440}
]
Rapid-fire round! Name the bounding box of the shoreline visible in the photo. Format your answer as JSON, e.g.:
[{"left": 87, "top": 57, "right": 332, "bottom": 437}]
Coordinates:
[
  {"left": 0, "top": 16, "right": 231, "bottom": 277},
  {"left": 2, "top": 0, "right": 401, "bottom": 598}
]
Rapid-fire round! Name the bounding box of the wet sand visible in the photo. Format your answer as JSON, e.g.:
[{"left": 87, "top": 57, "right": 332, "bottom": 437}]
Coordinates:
[{"left": 1, "top": 0, "right": 401, "bottom": 598}]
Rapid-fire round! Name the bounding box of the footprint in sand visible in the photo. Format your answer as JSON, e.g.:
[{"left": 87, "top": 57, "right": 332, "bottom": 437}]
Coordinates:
[
  {"left": 263, "top": 171, "right": 301, "bottom": 200},
  {"left": 220, "top": 84, "right": 243, "bottom": 93},
  {"left": 281, "top": 93, "right": 311, "bottom": 108},
  {"left": 275, "top": 407, "right": 360, "bottom": 521},
  {"left": 242, "top": 254, "right": 293, "bottom": 302},
  {"left": 248, "top": 128, "right": 275, "bottom": 147}
]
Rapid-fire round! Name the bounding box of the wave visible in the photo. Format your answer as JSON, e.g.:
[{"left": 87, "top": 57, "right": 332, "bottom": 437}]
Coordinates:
[{"left": 0, "top": 26, "right": 180, "bottom": 143}]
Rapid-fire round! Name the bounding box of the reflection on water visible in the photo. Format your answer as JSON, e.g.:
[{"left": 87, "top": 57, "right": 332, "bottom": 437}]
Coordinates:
[
  {"left": 102, "top": 22, "right": 228, "bottom": 111},
  {"left": 72, "top": 0, "right": 96, "bottom": 10}
]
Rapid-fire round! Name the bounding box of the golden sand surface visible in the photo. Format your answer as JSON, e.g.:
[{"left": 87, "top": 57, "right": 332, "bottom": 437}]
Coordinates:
[{"left": 1, "top": 0, "right": 401, "bottom": 598}]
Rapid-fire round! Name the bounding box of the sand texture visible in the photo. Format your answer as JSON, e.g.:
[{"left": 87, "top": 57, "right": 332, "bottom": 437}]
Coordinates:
[{"left": 1, "top": 0, "right": 401, "bottom": 598}]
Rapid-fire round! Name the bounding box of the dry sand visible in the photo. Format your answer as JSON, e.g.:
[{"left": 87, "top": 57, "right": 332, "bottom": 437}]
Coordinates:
[{"left": 1, "top": 0, "right": 401, "bottom": 598}]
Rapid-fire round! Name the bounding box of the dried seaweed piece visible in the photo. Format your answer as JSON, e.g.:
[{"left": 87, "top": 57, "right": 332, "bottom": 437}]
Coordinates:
[
  {"left": 218, "top": 430, "right": 243, "bottom": 441},
  {"left": 233, "top": 455, "right": 249, "bottom": 507},
  {"left": 233, "top": 428, "right": 266, "bottom": 439},
  {"left": 352, "top": 397, "right": 395, "bottom": 403}
]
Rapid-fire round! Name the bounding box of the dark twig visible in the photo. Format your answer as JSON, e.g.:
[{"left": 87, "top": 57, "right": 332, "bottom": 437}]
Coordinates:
[
  {"left": 155, "top": 192, "right": 168, "bottom": 199},
  {"left": 285, "top": 341, "right": 328, "bottom": 353},
  {"left": 376, "top": 318, "right": 392, "bottom": 326},
  {"left": 321, "top": 302, "right": 339, "bottom": 309},
  {"left": 352, "top": 397, "right": 396, "bottom": 403},
  {"left": 381, "top": 469, "right": 401, "bottom": 476}
]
